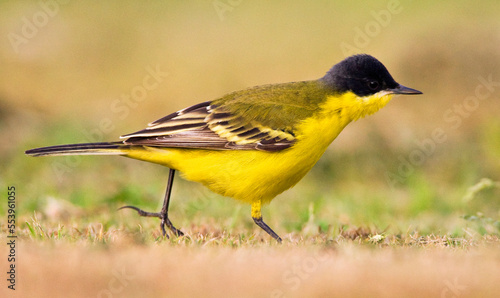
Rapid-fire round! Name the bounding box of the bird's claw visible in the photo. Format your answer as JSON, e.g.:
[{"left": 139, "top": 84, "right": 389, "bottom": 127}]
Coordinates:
[{"left": 119, "top": 205, "right": 183, "bottom": 237}]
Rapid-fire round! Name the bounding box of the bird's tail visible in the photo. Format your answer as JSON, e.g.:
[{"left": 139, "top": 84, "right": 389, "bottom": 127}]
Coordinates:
[{"left": 25, "top": 142, "right": 126, "bottom": 157}]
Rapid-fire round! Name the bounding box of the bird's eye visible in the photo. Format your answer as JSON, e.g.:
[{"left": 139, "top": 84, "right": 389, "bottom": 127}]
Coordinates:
[{"left": 367, "top": 81, "right": 379, "bottom": 90}]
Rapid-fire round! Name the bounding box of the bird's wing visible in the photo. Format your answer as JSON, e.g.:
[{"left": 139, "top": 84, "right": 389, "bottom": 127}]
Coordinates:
[{"left": 121, "top": 80, "right": 329, "bottom": 152}]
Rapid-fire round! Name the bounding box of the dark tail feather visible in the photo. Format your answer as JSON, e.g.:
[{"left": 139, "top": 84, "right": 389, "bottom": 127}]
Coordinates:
[{"left": 25, "top": 142, "right": 126, "bottom": 157}]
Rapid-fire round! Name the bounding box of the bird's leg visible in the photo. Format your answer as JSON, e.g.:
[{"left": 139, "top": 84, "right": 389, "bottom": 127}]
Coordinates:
[
  {"left": 251, "top": 200, "right": 282, "bottom": 243},
  {"left": 119, "top": 168, "right": 184, "bottom": 238},
  {"left": 159, "top": 169, "right": 183, "bottom": 236}
]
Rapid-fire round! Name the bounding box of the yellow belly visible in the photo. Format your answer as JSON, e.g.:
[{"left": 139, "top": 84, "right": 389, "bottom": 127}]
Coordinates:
[{"left": 124, "top": 144, "right": 319, "bottom": 205}]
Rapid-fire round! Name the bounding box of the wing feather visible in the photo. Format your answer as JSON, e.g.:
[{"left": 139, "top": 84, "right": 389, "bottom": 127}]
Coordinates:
[
  {"left": 120, "top": 80, "right": 331, "bottom": 151},
  {"left": 121, "top": 101, "right": 296, "bottom": 151}
]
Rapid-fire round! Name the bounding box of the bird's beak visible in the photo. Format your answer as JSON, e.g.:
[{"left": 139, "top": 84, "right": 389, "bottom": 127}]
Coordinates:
[{"left": 388, "top": 84, "right": 422, "bottom": 95}]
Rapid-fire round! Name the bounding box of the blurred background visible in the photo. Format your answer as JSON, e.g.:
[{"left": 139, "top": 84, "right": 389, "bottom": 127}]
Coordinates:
[{"left": 1, "top": 0, "right": 499, "bottom": 237}]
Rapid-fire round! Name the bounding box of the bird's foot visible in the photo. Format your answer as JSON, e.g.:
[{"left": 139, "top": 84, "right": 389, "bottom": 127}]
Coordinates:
[{"left": 119, "top": 205, "right": 184, "bottom": 238}]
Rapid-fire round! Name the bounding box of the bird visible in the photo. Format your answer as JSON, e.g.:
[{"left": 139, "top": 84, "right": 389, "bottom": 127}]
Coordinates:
[{"left": 25, "top": 54, "right": 422, "bottom": 243}]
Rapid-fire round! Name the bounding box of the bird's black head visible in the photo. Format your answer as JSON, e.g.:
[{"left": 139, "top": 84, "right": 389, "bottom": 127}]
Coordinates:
[{"left": 322, "top": 54, "right": 421, "bottom": 96}]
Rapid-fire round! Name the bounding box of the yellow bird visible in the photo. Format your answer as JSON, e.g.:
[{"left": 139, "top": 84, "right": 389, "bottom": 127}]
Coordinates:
[{"left": 26, "top": 54, "right": 421, "bottom": 242}]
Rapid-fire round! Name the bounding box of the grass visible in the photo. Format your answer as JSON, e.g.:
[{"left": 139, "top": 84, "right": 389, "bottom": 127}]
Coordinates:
[
  {"left": 1, "top": 0, "right": 500, "bottom": 297},
  {"left": 3, "top": 217, "right": 500, "bottom": 297},
  {"left": 16, "top": 210, "right": 499, "bottom": 248}
]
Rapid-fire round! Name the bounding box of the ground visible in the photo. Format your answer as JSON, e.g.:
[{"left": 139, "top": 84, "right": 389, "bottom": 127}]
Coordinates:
[{"left": 1, "top": 1, "right": 500, "bottom": 297}]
